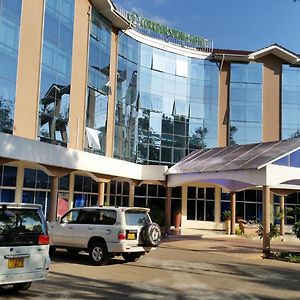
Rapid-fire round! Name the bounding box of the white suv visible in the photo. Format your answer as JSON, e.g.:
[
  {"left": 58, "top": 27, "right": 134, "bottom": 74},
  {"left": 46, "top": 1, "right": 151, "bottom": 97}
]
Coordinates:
[
  {"left": 0, "top": 203, "right": 50, "bottom": 291},
  {"left": 48, "top": 206, "right": 161, "bottom": 265}
]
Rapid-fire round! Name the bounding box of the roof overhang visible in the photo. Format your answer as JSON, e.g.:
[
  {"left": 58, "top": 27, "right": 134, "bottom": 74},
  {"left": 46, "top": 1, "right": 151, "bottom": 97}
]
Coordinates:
[
  {"left": 0, "top": 132, "right": 167, "bottom": 182},
  {"left": 212, "top": 53, "right": 250, "bottom": 63},
  {"left": 90, "top": 0, "right": 132, "bottom": 30},
  {"left": 248, "top": 45, "right": 300, "bottom": 64}
]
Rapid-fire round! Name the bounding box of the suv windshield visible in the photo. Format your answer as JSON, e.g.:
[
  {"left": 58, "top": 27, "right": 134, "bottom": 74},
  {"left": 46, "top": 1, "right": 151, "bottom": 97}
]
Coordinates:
[
  {"left": 0, "top": 207, "right": 47, "bottom": 246},
  {"left": 125, "top": 211, "right": 150, "bottom": 226}
]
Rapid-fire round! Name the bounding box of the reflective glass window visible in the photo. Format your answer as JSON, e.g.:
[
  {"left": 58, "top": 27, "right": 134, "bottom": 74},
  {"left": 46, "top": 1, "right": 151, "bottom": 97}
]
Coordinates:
[
  {"left": 38, "top": 0, "right": 74, "bottom": 146},
  {"left": 85, "top": 10, "right": 112, "bottom": 155},
  {"left": 282, "top": 65, "right": 300, "bottom": 139},
  {"left": 0, "top": 0, "right": 22, "bottom": 134},
  {"left": 229, "top": 63, "right": 262, "bottom": 145},
  {"left": 114, "top": 34, "right": 218, "bottom": 164}
]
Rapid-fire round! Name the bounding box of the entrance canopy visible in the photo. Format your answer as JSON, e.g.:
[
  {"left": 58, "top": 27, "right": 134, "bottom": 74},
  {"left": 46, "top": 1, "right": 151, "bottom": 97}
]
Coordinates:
[{"left": 166, "top": 138, "right": 300, "bottom": 191}]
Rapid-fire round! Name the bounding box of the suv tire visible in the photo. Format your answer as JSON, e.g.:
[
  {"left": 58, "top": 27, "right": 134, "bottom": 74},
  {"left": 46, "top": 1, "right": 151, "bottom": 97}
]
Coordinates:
[
  {"left": 88, "top": 241, "right": 109, "bottom": 266},
  {"left": 122, "top": 252, "right": 143, "bottom": 263},
  {"left": 141, "top": 223, "right": 161, "bottom": 247}
]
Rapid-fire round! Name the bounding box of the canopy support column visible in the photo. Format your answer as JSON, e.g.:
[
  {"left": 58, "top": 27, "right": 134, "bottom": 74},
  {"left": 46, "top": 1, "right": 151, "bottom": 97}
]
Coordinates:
[
  {"left": 280, "top": 195, "right": 285, "bottom": 236},
  {"left": 263, "top": 186, "right": 271, "bottom": 254},
  {"left": 129, "top": 184, "right": 135, "bottom": 207},
  {"left": 98, "top": 182, "right": 105, "bottom": 206},
  {"left": 49, "top": 176, "right": 59, "bottom": 222},
  {"left": 165, "top": 187, "right": 172, "bottom": 234},
  {"left": 230, "top": 192, "right": 236, "bottom": 235}
]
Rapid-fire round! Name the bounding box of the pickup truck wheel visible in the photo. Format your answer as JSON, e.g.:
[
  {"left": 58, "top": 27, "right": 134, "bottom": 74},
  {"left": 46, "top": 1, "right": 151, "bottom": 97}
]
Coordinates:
[
  {"left": 13, "top": 282, "right": 32, "bottom": 291},
  {"left": 88, "top": 242, "right": 108, "bottom": 266},
  {"left": 122, "top": 253, "right": 143, "bottom": 262}
]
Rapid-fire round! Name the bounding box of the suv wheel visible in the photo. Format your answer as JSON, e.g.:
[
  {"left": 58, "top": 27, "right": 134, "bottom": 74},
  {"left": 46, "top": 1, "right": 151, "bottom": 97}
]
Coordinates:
[
  {"left": 88, "top": 241, "right": 108, "bottom": 266},
  {"left": 13, "top": 282, "right": 32, "bottom": 291},
  {"left": 122, "top": 252, "right": 143, "bottom": 263},
  {"left": 141, "top": 223, "right": 161, "bottom": 247}
]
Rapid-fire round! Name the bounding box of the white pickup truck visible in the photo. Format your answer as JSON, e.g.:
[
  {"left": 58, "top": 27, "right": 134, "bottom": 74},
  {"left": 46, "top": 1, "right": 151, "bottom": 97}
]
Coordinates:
[{"left": 48, "top": 206, "right": 161, "bottom": 265}]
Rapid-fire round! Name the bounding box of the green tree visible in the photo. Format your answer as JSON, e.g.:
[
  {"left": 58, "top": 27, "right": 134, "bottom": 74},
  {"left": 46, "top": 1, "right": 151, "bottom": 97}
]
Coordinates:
[{"left": 0, "top": 98, "right": 13, "bottom": 133}]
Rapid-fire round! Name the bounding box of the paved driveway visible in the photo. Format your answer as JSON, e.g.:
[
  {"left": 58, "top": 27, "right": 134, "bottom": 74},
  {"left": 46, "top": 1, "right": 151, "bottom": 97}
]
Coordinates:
[{"left": 1, "top": 236, "right": 300, "bottom": 299}]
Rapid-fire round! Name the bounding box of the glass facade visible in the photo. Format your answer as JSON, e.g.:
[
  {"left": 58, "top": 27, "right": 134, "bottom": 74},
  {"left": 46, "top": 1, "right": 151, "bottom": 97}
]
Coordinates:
[
  {"left": 229, "top": 63, "right": 262, "bottom": 145},
  {"left": 114, "top": 34, "right": 219, "bottom": 165},
  {"left": 22, "top": 168, "right": 69, "bottom": 217},
  {"left": 221, "top": 190, "right": 263, "bottom": 222},
  {"left": 85, "top": 9, "right": 112, "bottom": 155},
  {"left": 282, "top": 65, "right": 300, "bottom": 139},
  {"left": 0, "top": 165, "right": 17, "bottom": 202},
  {"left": 187, "top": 187, "right": 215, "bottom": 221},
  {"left": 0, "top": 0, "right": 22, "bottom": 134},
  {"left": 38, "top": 0, "right": 74, "bottom": 146}
]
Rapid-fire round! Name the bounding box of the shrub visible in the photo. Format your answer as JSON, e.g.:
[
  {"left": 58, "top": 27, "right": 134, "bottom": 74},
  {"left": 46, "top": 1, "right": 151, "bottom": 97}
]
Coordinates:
[
  {"left": 222, "top": 210, "right": 231, "bottom": 221},
  {"left": 235, "top": 228, "right": 243, "bottom": 235},
  {"left": 256, "top": 223, "right": 280, "bottom": 240},
  {"left": 292, "top": 221, "right": 300, "bottom": 239}
]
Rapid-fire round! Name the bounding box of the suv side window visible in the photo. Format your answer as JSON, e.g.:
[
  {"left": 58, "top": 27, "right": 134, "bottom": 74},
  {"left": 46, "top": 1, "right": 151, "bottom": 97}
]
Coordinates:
[
  {"left": 76, "top": 210, "right": 97, "bottom": 224},
  {"left": 61, "top": 210, "right": 79, "bottom": 224},
  {"left": 95, "top": 210, "right": 116, "bottom": 225}
]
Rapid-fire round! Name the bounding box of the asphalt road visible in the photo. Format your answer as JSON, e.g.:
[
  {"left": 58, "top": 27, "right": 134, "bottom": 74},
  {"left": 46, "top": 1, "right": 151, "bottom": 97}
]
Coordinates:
[{"left": 1, "top": 236, "right": 300, "bottom": 300}]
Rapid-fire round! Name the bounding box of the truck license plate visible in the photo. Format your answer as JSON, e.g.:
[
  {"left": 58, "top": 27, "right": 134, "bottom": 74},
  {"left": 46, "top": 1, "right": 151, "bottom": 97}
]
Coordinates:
[{"left": 8, "top": 258, "right": 24, "bottom": 269}]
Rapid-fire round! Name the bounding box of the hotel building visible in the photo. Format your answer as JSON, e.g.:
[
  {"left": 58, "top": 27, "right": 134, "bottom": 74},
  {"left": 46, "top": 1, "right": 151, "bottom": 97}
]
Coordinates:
[{"left": 1, "top": 0, "right": 300, "bottom": 233}]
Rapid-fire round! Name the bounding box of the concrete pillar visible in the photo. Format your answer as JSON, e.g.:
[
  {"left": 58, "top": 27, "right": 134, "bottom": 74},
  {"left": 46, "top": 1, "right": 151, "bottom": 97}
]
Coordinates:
[
  {"left": 230, "top": 191, "right": 236, "bottom": 234},
  {"left": 68, "top": 173, "right": 75, "bottom": 210},
  {"left": 68, "top": 0, "right": 90, "bottom": 149},
  {"left": 49, "top": 176, "right": 59, "bottom": 222},
  {"left": 218, "top": 61, "right": 230, "bottom": 147},
  {"left": 14, "top": 0, "right": 44, "bottom": 139},
  {"left": 105, "top": 181, "right": 111, "bottom": 206},
  {"left": 106, "top": 28, "right": 119, "bottom": 157},
  {"left": 165, "top": 187, "right": 172, "bottom": 234},
  {"left": 181, "top": 185, "right": 188, "bottom": 227},
  {"left": 214, "top": 187, "right": 221, "bottom": 223},
  {"left": 14, "top": 165, "right": 24, "bottom": 204},
  {"left": 129, "top": 184, "right": 135, "bottom": 207},
  {"left": 98, "top": 182, "right": 105, "bottom": 206},
  {"left": 280, "top": 195, "right": 285, "bottom": 235},
  {"left": 263, "top": 186, "right": 271, "bottom": 253}
]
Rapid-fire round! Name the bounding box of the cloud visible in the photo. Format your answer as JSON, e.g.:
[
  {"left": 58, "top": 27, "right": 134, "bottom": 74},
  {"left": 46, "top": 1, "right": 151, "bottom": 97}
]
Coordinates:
[{"left": 151, "top": 16, "right": 174, "bottom": 26}]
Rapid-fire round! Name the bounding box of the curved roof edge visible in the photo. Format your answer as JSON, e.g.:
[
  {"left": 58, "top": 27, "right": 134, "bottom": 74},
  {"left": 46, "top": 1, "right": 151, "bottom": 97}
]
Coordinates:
[
  {"left": 125, "top": 29, "right": 212, "bottom": 59},
  {"left": 91, "top": 0, "right": 132, "bottom": 30}
]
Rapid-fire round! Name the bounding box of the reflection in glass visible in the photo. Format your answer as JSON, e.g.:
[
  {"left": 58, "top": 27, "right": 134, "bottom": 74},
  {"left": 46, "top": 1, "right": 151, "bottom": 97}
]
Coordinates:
[
  {"left": 114, "top": 34, "right": 219, "bottom": 164},
  {"left": 229, "top": 63, "right": 262, "bottom": 145},
  {"left": 85, "top": 9, "right": 112, "bottom": 155},
  {"left": 38, "top": 0, "right": 74, "bottom": 146},
  {"left": 0, "top": 0, "right": 22, "bottom": 133},
  {"left": 282, "top": 65, "right": 300, "bottom": 139}
]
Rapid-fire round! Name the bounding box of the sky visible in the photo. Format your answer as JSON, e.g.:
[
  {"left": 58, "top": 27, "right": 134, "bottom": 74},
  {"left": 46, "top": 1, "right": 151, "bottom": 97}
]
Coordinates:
[{"left": 112, "top": 0, "right": 300, "bottom": 52}]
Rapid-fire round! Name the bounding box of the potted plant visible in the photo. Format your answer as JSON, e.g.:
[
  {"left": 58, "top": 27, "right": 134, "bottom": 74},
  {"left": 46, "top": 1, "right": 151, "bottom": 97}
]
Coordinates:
[
  {"left": 174, "top": 208, "right": 182, "bottom": 231},
  {"left": 223, "top": 210, "right": 231, "bottom": 235}
]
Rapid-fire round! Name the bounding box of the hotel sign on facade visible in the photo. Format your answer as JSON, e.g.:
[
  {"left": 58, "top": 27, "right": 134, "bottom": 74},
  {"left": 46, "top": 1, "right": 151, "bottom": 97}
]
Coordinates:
[{"left": 127, "top": 11, "right": 213, "bottom": 51}]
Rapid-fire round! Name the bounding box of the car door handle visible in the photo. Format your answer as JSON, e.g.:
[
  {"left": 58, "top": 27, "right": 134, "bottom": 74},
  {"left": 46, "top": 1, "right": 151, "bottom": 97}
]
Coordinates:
[
  {"left": 88, "top": 227, "right": 93, "bottom": 230},
  {"left": 106, "top": 229, "right": 111, "bottom": 235}
]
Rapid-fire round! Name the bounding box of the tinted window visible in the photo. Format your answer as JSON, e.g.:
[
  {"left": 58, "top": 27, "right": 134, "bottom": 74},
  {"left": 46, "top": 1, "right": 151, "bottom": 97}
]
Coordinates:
[
  {"left": 61, "top": 210, "right": 79, "bottom": 223},
  {"left": 125, "top": 211, "right": 150, "bottom": 225},
  {"left": 0, "top": 207, "right": 46, "bottom": 246},
  {"left": 95, "top": 210, "right": 116, "bottom": 225}
]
